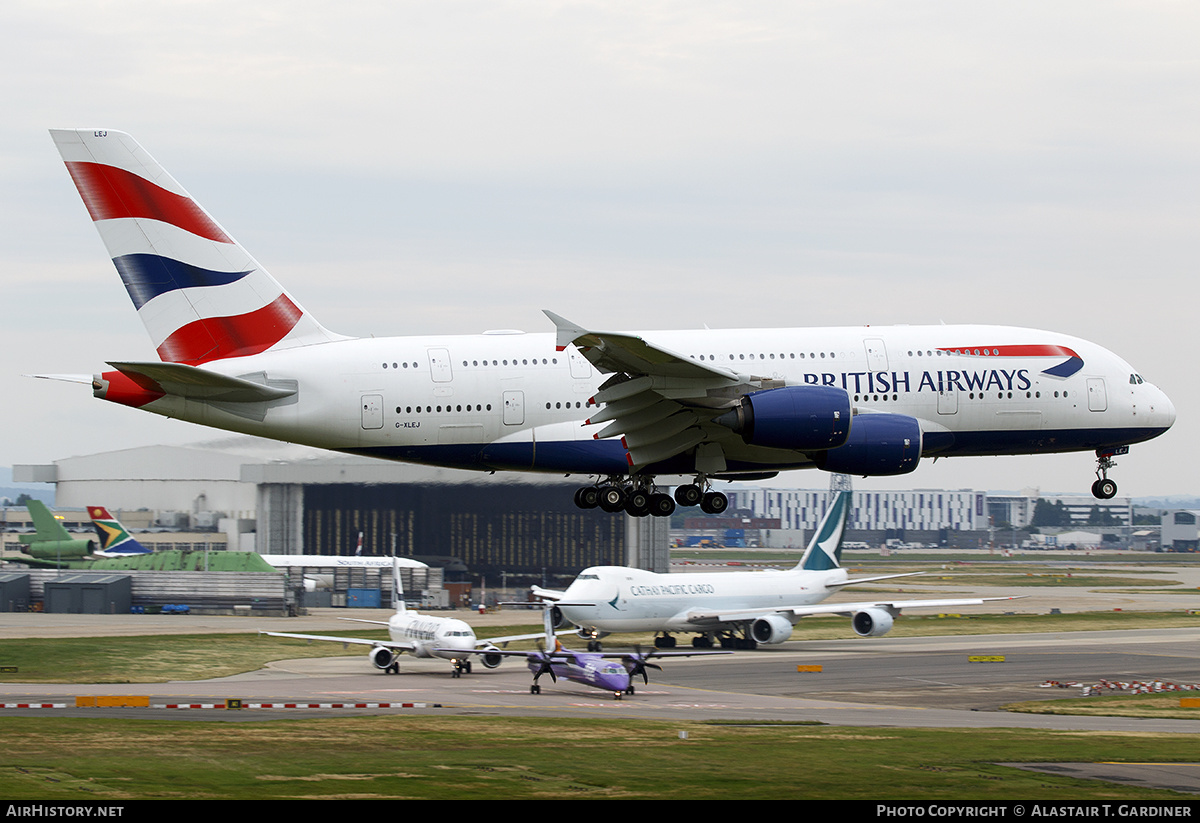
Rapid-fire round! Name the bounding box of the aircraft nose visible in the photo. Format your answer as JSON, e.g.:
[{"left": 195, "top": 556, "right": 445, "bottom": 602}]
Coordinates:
[
  {"left": 1148, "top": 385, "right": 1176, "bottom": 430},
  {"left": 1157, "top": 386, "right": 1176, "bottom": 428}
]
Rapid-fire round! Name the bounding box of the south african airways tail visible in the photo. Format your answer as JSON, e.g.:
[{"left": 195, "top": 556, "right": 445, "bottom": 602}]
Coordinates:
[{"left": 87, "top": 506, "right": 152, "bottom": 557}]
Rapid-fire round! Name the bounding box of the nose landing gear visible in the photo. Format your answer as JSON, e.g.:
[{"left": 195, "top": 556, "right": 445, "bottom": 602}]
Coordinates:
[{"left": 1091, "top": 446, "right": 1128, "bottom": 500}]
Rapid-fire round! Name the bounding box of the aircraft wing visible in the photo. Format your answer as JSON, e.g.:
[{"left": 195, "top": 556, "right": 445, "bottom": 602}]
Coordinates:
[
  {"left": 685, "top": 596, "right": 1024, "bottom": 625},
  {"left": 529, "top": 585, "right": 567, "bottom": 602},
  {"left": 543, "top": 311, "right": 758, "bottom": 469},
  {"left": 827, "top": 571, "right": 926, "bottom": 588},
  {"left": 259, "top": 630, "right": 417, "bottom": 653},
  {"left": 477, "top": 629, "right": 575, "bottom": 647},
  {"left": 543, "top": 311, "right": 735, "bottom": 381}
]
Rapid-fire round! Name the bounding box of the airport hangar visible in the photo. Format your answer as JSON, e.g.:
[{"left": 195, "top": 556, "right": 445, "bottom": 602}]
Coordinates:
[{"left": 13, "top": 439, "right": 669, "bottom": 580}]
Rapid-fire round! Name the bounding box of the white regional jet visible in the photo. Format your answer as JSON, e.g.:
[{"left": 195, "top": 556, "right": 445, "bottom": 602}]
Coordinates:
[
  {"left": 261, "top": 559, "right": 552, "bottom": 676},
  {"left": 533, "top": 491, "right": 1021, "bottom": 650},
  {"left": 42, "top": 129, "right": 1175, "bottom": 515}
]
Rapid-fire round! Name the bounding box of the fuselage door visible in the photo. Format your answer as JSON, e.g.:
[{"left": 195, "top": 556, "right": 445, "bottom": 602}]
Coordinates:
[
  {"left": 864, "top": 338, "right": 888, "bottom": 373},
  {"left": 428, "top": 348, "right": 453, "bottom": 383},
  {"left": 568, "top": 346, "right": 592, "bottom": 379},
  {"left": 361, "top": 394, "right": 384, "bottom": 429},
  {"left": 1087, "top": 378, "right": 1108, "bottom": 412},
  {"left": 503, "top": 390, "right": 525, "bottom": 426},
  {"left": 937, "top": 389, "right": 958, "bottom": 415}
]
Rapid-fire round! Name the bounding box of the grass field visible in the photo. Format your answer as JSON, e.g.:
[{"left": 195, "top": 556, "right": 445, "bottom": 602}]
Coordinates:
[{"left": 3, "top": 716, "right": 1200, "bottom": 800}]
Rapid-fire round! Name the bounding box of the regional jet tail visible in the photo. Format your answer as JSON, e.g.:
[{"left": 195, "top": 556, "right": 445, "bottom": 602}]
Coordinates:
[{"left": 87, "top": 506, "right": 151, "bottom": 557}]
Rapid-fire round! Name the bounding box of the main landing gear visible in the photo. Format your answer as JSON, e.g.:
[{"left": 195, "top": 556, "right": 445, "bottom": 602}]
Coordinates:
[
  {"left": 1091, "top": 447, "right": 1127, "bottom": 500},
  {"left": 572, "top": 476, "right": 729, "bottom": 516}
]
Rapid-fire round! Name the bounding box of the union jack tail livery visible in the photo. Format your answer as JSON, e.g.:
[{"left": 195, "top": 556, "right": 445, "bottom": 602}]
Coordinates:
[{"left": 50, "top": 129, "right": 343, "bottom": 365}]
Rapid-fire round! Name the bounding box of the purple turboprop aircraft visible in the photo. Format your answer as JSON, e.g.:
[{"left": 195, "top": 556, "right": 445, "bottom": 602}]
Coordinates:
[{"left": 445, "top": 603, "right": 731, "bottom": 700}]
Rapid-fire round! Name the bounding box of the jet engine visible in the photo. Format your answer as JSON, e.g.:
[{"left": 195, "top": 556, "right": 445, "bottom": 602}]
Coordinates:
[
  {"left": 851, "top": 608, "right": 895, "bottom": 637},
  {"left": 749, "top": 614, "right": 795, "bottom": 645},
  {"left": 550, "top": 606, "right": 571, "bottom": 629},
  {"left": 478, "top": 647, "right": 504, "bottom": 669},
  {"left": 811, "top": 413, "right": 922, "bottom": 476},
  {"left": 369, "top": 646, "right": 396, "bottom": 670},
  {"left": 715, "top": 386, "right": 852, "bottom": 451}
]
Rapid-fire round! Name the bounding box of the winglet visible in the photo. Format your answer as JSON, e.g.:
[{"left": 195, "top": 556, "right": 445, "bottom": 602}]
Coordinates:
[{"left": 542, "top": 310, "right": 588, "bottom": 351}]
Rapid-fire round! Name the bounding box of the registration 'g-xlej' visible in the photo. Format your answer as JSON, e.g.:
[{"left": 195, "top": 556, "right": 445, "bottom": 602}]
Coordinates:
[{"left": 41, "top": 130, "right": 1175, "bottom": 513}]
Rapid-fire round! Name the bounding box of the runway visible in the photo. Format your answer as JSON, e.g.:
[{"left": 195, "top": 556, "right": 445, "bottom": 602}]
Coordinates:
[{"left": 4, "top": 625, "right": 1200, "bottom": 733}]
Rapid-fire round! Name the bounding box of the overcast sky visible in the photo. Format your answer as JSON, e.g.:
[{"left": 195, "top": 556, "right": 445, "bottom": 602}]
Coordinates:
[{"left": 1, "top": 1, "right": 1195, "bottom": 498}]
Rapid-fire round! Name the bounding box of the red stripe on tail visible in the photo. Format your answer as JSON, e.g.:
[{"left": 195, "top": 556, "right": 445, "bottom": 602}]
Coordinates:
[
  {"left": 64, "top": 161, "right": 232, "bottom": 244},
  {"left": 156, "top": 294, "right": 304, "bottom": 364}
]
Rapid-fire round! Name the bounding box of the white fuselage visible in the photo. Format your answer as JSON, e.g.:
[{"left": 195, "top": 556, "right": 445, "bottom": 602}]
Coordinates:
[
  {"left": 555, "top": 565, "right": 848, "bottom": 633},
  {"left": 108, "top": 323, "right": 1175, "bottom": 479},
  {"left": 388, "top": 611, "right": 477, "bottom": 660}
]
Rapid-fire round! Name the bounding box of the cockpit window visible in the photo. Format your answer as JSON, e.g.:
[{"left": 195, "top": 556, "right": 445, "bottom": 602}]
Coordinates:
[{"left": 1130, "top": 374, "right": 1144, "bottom": 385}]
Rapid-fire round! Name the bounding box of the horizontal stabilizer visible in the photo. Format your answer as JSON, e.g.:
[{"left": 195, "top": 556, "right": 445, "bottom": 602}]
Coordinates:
[
  {"left": 27, "top": 373, "right": 93, "bottom": 385},
  {"left": 107, "top": 361, "right": 296, "bottom": 403}
]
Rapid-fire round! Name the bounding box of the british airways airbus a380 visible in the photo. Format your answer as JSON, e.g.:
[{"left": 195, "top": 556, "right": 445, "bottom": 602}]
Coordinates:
[{"left": 42, "top": 129, "right": 1175, "bottom": 516}]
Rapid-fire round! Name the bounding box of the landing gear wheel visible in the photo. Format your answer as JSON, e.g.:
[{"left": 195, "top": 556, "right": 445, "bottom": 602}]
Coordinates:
[
  {"left": 649, "top": 493, "right": 676, "bottom": 517},
  {"left": 700, "top": 491, "right": 729, "bottom": 514},
  {"left": 1092, "top": 448, "right": 1123, "bottom": 500},
  {"left": 531, "top": 683, "right": 541, "bottom": 695},
  {"left": 1093, "top": 478, "right": 1117, "bottom": 500},
  {"left": 598, "top": 486, "right": 626, "bottom": 513},
  {"left": 674, "top": 484, "right": 703, "bottom": 507},
  {"left": 625, "top": 489, "right": 651, "bottom": 517},
  {"left": 574, "top": 486, "right": 600, "bottom": 509}
]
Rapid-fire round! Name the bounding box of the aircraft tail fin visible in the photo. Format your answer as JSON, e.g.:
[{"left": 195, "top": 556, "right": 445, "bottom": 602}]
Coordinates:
[
  {"left": 87, "top": 506, "right": 151, "bottom": 556},
  {"left": 392, "top": 557, "right": 407, "bottom": 615},
  {"left": 49, "top": 129, "right": 346, "bottom": 366},
  {"left": 25, "top": 500, "right": 72, "bottom": 543},
  {"left": 797, "top": 490, "right": 851, "bottom": 571}
]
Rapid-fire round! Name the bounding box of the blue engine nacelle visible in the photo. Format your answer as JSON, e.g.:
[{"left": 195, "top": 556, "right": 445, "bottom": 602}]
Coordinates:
[
  {"left": 750, "top": 614, "right": 795, "bottom": 645},
  {"left": 851, "top": 608, "right": 895, "bottom": 637},
  {"left": 716, "top": 386, "right": 852, "bottom": 451},
  {"left": 811, "top": 413, "right": 922, "bottom": 476}
]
